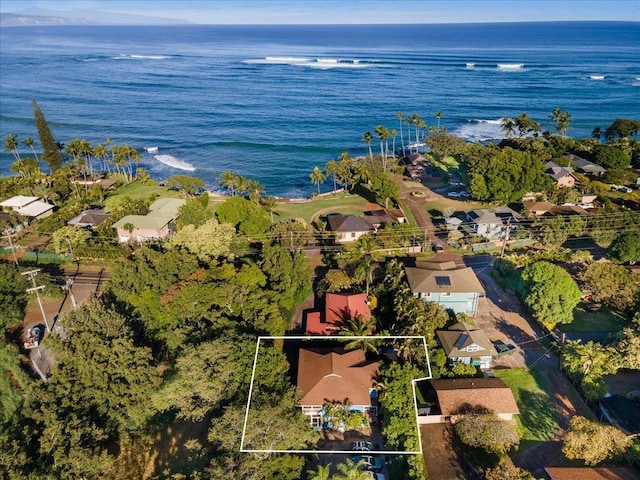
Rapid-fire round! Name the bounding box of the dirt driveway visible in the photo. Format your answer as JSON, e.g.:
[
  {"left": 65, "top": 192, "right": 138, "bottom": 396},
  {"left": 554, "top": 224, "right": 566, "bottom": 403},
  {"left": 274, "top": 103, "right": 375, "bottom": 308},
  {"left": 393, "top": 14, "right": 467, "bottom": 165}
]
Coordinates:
[{"left": 464, "top": 255, "right": 593, "bottom": 476}]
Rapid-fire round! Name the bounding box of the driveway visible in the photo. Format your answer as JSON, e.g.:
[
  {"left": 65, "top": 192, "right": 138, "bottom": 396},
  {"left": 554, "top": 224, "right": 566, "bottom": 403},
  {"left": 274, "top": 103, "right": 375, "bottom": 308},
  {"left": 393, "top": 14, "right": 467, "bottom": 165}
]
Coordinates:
[{"left": 464, "top": 255, "right": 593, "bottom": 476}]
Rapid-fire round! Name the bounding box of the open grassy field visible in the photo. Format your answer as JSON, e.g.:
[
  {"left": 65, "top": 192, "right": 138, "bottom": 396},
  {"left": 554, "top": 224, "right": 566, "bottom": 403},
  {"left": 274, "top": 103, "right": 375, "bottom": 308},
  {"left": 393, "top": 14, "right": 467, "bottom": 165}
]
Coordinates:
[
  {"left": 107, "top": 181, "right": 183, "bottom": 201},
  {"left": 494, "top": 368, "right": 557, "bottom": 446},
  {"left": 273, "top": 191, "right": 370, "bottom": 224},
  {"left": 558, "top": 304, "right": 628, "bottom": 333}
]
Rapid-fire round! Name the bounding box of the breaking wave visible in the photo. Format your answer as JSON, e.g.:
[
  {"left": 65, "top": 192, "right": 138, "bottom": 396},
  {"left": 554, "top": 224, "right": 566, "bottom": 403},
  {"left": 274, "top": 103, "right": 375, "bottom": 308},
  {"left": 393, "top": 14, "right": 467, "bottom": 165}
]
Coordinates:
[{"left": 154, "top": 154, "right": 195, "bottom": 171}]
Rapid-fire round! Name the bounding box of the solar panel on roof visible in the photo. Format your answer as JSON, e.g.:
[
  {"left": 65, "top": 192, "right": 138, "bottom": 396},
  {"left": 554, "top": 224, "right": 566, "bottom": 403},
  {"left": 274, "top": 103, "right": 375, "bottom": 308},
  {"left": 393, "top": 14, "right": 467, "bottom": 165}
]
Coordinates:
[
  {"left": 435, "top": 275, "right": 451, "bottom": 286},
  {"left": 454, "top": 333, "right": 468, "bottom": 349}
]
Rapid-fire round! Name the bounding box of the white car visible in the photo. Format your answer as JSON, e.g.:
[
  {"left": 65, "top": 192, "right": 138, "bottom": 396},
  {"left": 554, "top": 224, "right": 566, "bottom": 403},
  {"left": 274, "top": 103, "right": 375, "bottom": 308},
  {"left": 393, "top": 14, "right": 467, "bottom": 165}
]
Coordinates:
[
  {"left": 447, "top": 191, "right": 460, "bottom": 197},
  {"left": 580, "top": 203, "right": 594, "bottom": 209}
]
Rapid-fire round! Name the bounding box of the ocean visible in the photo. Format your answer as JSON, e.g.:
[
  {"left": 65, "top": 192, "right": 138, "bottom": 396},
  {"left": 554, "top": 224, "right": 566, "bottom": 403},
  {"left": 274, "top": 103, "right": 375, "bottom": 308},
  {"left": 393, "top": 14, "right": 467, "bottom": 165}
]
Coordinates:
[{"left": 1, "top": 22, "right": 639, "bottom": 198}]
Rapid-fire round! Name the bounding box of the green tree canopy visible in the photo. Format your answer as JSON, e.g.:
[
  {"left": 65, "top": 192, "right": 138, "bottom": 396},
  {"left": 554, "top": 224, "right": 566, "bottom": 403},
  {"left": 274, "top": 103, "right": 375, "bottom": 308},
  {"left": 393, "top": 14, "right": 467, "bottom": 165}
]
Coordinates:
[
  {"left": 165, "top": 174, "right": 205, "bottom": 195},
  {"left": 0, "top": 263, "right": 28, "bottom": 331},
  {"left": 561, "top": 340, "right": 620, "bottom": 400},
  {"left": 170, "top": 217, "right": 236, "bottom": 261},
  {"left": 592, "top": 144, "right": 630, "bottom": 169},
  {"left": 454, "top": 410, "right": 520, "bottom": 454},
  {"left": 370, "top": 172, "right": 400, "bottom": 208},
  {"left": 607, "top": 231, "right": 640, "bottom": 264},
  {"left": 216, "top": 196, "right": 271, "bottom": 236},
  {"left": 605, "top": 118, "right": 640, "bottom": 140},
  {"left": 520, "top": 261, "right": 582, "bottom": 329},
  {"left": 176, "top": 196, "right": 213, "bottom": 229},
  {"left": 578, "top": 262, "right": 640, "bottom": 314},
  {"left": 32, "top": 99, "right": 62, "bottom": 172},
  {"left": 562, "top": 416, "right": 631, "bottom": 465}
]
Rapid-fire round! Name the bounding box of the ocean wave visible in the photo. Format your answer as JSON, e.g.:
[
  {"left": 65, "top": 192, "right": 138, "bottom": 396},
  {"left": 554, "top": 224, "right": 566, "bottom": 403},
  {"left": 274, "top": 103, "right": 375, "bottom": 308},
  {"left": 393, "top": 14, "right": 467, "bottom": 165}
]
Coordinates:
[
  {"left": 153, "top": 154, "right": 195, "bottom": 171},
  {"left": 242, "top": 57, "right": 373, "bottom": 69},
  {"left": 453, "top": 118, "right": 505, "bottom": 142},
  {"left": 113, "top": 54, "right": 171, "bottom": 60},
  {"left": 497, "top": 63, "right": 525, "bottom": 70}
]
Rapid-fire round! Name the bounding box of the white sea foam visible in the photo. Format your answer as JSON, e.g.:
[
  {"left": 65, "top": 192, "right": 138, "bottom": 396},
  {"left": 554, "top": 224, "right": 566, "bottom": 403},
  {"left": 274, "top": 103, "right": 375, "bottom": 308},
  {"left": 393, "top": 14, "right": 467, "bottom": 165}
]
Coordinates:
[
  {"left": 453, "top": 118, "right": 505, "bottom": 143},
  {"left": 589, "top": 75, "right": 605, "bottom": 80},
  {"left": 497, "top": 63, "right": 524, "bottom": 70},
  {"left": 154, "top": 154, "right": 195, "bottom": 171},
  {"left": 113, "top": 54, "right": 170, "bottom": 60},
  {"left": 243, "top": 57, "right": 372, "bottom": 69}
]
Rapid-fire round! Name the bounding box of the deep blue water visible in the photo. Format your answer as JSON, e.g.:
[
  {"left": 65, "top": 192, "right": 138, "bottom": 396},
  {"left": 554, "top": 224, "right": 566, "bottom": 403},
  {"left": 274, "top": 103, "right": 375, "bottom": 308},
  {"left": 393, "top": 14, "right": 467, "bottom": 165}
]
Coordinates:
[{"left": 1, "top": 22, "right": 639, "bottom": 198}]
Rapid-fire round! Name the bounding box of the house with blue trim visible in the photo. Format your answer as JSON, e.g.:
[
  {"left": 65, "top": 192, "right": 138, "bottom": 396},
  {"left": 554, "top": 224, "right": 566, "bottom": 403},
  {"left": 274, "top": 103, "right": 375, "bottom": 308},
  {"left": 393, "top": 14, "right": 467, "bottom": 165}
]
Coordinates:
[{"left": 404, "top": 260, "right": 485, "bottom": 316}]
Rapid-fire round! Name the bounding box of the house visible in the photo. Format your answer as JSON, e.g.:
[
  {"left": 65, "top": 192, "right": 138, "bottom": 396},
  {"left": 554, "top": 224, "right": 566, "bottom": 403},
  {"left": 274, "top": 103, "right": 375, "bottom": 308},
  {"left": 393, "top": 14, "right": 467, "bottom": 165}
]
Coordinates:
[
  {"left": 436, "top": 321, "right": 498, "bottom": 369},
  {"left": 305, "top": 292, "right": 372, "bottom": 335},
  {"left": 0, "top": 195, "right": 54, "bottom": 219},
  {"left": 599, "top": 395, "right": 640, "bottom": 436},
  {"left": 465, "top": 207, "right": 523, "bottom": 240},
  {"left": 404, "top": 261, "right": 485, "bottom": 316},
  {"left": 297, "top": 348, "right": 380, "bottom": 428},
  {"left": 545, "top": 161, "right": 576, "bottom": 187},
  {"left": 523, "top": 201, "right": 588, "bottom": 217},
  {"left": 67, "top": 208, "right": 111, "bottom": 229},
  {"left": 327, "top": 209, "right": 403, "bottom": 243},
  {"left": 417, "top": 378, "right": 519, "bottom": 424},
  {"left": 544, "top": 467, "right": 640, "bottom": 480},
  {"left": 568, "top": 153, "right": 606, "bottom": 176},
  {"left": 112, "top": 197, "right": 185, "bottom": 243},
  {"left": 327, "top": 214, "right": 376, "bottom": 243}
]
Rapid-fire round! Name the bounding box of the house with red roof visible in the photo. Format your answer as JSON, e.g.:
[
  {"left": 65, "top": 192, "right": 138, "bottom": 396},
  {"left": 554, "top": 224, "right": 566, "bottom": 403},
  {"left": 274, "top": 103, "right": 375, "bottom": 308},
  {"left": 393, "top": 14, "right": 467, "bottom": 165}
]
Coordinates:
[{"left": 305, "top": 292, "right": 372, "bottom": 335}]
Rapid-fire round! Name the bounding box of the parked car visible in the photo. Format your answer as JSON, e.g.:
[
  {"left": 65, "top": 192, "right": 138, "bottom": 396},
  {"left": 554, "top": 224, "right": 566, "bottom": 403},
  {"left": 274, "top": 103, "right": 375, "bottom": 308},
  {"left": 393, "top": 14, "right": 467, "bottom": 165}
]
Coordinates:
[
  {"left": 618, "top": 186, "right": 632, "bottom": 193},
  {"left": 351, "top": 441, "right": 373, "bottom": 451},
  {"left": 448, "top": 191, "right": 460, "bottom": 197},
  {"left": 580, "top": 203, "right": 594, "bottom": 209},
  {"left": 353, "top": 455, "right": 383, "bottom": 472},
  {"left": 364, "top": 472, "right": 387, "bottom": 480},
  {"left": 492, "top": 339, "right": 516, "bottom": 357},
  {"left": 432, "top": 242, "right": 444, "bottom": 253}
]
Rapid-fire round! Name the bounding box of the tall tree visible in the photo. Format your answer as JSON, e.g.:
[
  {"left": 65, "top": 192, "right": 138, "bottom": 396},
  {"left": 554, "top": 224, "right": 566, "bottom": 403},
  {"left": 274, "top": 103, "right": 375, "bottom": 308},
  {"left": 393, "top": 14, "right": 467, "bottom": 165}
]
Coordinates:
[
  {"left": 396, "top": 111, "right": 405, "bottom": 155},
  {"left": 246, "top": 178, "right": 265, "bottom": 205},
  {"left": 362, "top": 131, "right": 374, "bottom": 163},
  {"left": 4, "top": 133, "right": 21, "bottom": 162},
  {"left": 549, "top": 107, "right": 571, "bottom": 137},
  {"left": 32, "top": 99, "right": 62, "bottom": 172},
  {"left": 339, "top": 316, "right": 378, "bottom": 353},
  {"left": 520, "top": 261, "right": 582, "bottom": 329},
  {"left": 220, "top": 169, "right": 239, "bottom": 196},
  {"left": 501, "top": 117, "right": 517, "bottom": 138},
  {"left": 310, "top": 166, "right": 326, "bottom": 195},
  {"left": 435, "top": 110, "right": 443, "bottom": 132},
  {"left": 324, "top": 158, "right": 339, "bottom": 193},
  {"left": 607, "top": 231, "right": 640, "bottom": 264}
]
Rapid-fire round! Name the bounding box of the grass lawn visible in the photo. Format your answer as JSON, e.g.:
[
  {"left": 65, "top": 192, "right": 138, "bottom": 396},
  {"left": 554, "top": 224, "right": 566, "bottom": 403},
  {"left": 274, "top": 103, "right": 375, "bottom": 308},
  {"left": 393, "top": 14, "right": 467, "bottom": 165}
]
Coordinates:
[
  {"left": 494, "top": 368, "right": 557, "bottom": 447},
  {"left": 273, "top": 191, "right": 369, "bottom": 224},
  {"left": 558, "top": 304, "right": 628, "bottom": 333},
  {"left": 423, "top": 198, "right": 490, "bottom": 218},
  {"left": 108, "top": 181, "right": 183, "bottom": 201}
]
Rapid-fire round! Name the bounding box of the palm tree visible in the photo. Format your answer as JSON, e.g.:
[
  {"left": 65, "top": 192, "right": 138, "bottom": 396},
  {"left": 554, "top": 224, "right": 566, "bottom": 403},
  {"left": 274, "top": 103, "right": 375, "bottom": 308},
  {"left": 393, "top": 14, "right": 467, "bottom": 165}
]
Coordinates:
[
  {"left": 310, "top": 166, "right": 326, "bottom": 195},
  {"left": 4, "top": 133, "right": 21, "bottom": 162},
  {"left": 325, "top": 159, "right": 338, "bottom": 193},
  {"left": 220, "top": 170, "right": 238, "bottom": 196},
  {"left": 136, "top": 167, "right": 150, "bottom": 183},
  {"left": 123, "top": 222, "right": 135, "bottom": 245},
  {"left": 23, "top": 136, "right": 40, "bottom": 163},
  {"left": 246, "top": 179, "right": 264, "bottom": 205},
  {"left": 333, "top": 458, "right": 370, "bottom": 480},
  {"left": 94, "top": 143, "right": 109, "bottom": 173},
  {"left": 235, "top": 174, "right": 248, "bottom": 197},
  {"left": 262, "top": 195, "right": 277, "bottom": 223},
  {"left": 390, "top": 128, "right": 397, "bottom": 158},
  {"left": 351, "top": 233, "right": 379, "bottom": 297},
  {"left": 339, "top": 316, "right": 377, "bottom": 354},
  {"left": 435, "top": 110, "right": 443, "bottom": 132},
  {"left": 549, "top": 107, "right": 571, "bottom": 137},
  {"left": 336, "top": 152, "right": 355, "bottom": 191},
  {"left": 362, "top": 131, "right": 374, "bottom": 163},
  {"left": 306, "top": 464, "right": 331, "bottom": 480},
  {"left": 396, "top": 111, "right": 405, "bottom": 156}
]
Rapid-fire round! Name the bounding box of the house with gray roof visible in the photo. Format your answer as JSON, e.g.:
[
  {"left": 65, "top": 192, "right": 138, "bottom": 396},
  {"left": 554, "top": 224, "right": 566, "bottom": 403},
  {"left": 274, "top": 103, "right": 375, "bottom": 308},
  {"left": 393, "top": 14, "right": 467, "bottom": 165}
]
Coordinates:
[
  {"left": 465, "top": 207, "right": 524, "bottom": 240},
  {"left": 112, "top": 197, "right": 185, "bottom": 243},
  {"left": 568, "top": 153, "right": 606, "bottom": 176},
  {"left": 436, "top": 322, "right": 498, "bottom": 369},
  {"left": 545, "top": 161, "right": 577, "bottom": 187},
  {"left": 67, "top": 209, "right": 111, "bottom": 229},
  {"left": 404, "top": 260, "right": 485, "bottom": 316},
  {"left": 0, "top": 195, "right": 54, "bottom": 219}
]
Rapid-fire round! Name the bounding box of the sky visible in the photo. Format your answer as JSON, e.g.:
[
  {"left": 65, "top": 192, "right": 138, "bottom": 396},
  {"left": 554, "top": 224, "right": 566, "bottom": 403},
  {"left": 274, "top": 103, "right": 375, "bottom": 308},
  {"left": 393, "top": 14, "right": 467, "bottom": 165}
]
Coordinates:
[{"left": 1, "top": 0, "right": 639, "bottom": 24}]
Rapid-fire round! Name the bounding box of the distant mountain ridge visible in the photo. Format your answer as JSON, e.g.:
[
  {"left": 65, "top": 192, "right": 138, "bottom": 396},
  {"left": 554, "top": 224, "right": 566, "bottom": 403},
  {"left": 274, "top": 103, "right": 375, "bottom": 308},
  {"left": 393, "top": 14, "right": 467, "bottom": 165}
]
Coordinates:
[{"left": 0, "top": 8, "right": 189, "bottom": 26}]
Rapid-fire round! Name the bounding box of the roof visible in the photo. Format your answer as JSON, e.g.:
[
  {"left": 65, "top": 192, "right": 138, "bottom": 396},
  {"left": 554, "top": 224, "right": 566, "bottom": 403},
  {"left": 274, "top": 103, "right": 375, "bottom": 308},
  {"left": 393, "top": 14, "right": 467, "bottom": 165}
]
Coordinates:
[
  {"left": 297, "top": 348, "right": 380, "bottom": 406},
  {"left": 466, "top": 207, "right": 523, "bottom": 225},
  {"left": 326, "top": 214, "right": 375, "bottom": 233},
  {"left": 523, "top": 202, "right": 588, "bottom": 216},
  {"left": 545, "top": 161, "right": 575, "bottom": 181},
  {"left": 545, "top": 467, "right": 640, "bottom": 480},
  {"left": 306, "top": 292, "right": 372, "bottom": 334},
  {"left": 149, "top": 198, "right": 186, "bottom": 216},
  {"left": 429, "top": 378, "right": 519, "bottom": 416},
  {"left": 569, "top": 154, "right": 606, "bottom": 174},
  {"left": 600, "top": 395, "right": 640, "bottom": 435},
  {"left": 17, "top": 200, "right": 54, "bottom": 217},
  {"left": 0, "top": 195, "right": 39, "bottom": 209},
  {"left": 406, "top": 153, "right": 427, "bottom": 164},
  {"left": 112, "top": 213, "right": 174, "bottom": 230},
  {"left": 67, "top": 209, "right": 111, "bottom": 227},
  {"left": 436, "top": 322, "right": 498, "bottom": 358},
  {"left": 405, "top": 264, "right": 485, "bottom": 295}
]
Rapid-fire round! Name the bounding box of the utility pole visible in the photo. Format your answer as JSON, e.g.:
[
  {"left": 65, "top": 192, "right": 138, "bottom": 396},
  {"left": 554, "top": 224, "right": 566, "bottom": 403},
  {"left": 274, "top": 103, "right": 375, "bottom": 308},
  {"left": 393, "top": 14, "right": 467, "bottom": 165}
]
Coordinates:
[
  {"left": 3, "top": 233, "right": 19, "bottom": 266},
  {"left": 63, "top": 278, "right": 77, "bottom": 309},
  {"left": 500, "top": 217, "right": 512, "bottom": 258},
  {"left": 21, "top": 269, "right": 50, "bottom": 333}
]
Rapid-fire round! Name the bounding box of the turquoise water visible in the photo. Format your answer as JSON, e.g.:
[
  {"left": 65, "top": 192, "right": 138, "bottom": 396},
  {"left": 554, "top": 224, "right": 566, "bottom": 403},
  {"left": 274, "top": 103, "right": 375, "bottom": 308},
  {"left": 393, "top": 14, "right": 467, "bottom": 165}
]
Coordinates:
[{"left": 1, "top": 22, "right": 638, "bottom": 197}]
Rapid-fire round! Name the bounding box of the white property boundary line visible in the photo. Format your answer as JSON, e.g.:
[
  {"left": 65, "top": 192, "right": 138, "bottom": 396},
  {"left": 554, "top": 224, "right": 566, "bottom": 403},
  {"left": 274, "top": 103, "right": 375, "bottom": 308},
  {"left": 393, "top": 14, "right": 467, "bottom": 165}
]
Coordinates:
[{"left": 240, "top": 335, "right": 432, "bottom": 455}]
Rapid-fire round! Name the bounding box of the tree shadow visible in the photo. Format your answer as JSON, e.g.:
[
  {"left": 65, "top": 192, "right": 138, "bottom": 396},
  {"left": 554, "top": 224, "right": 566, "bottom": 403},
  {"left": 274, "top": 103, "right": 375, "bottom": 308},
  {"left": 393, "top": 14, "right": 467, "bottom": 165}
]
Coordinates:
[
  {"left": 518, "top": 389, "right": 556, "bottom": 442},
  {"left": 494, "top": 316, "right": 536, "bottom": 346}
]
